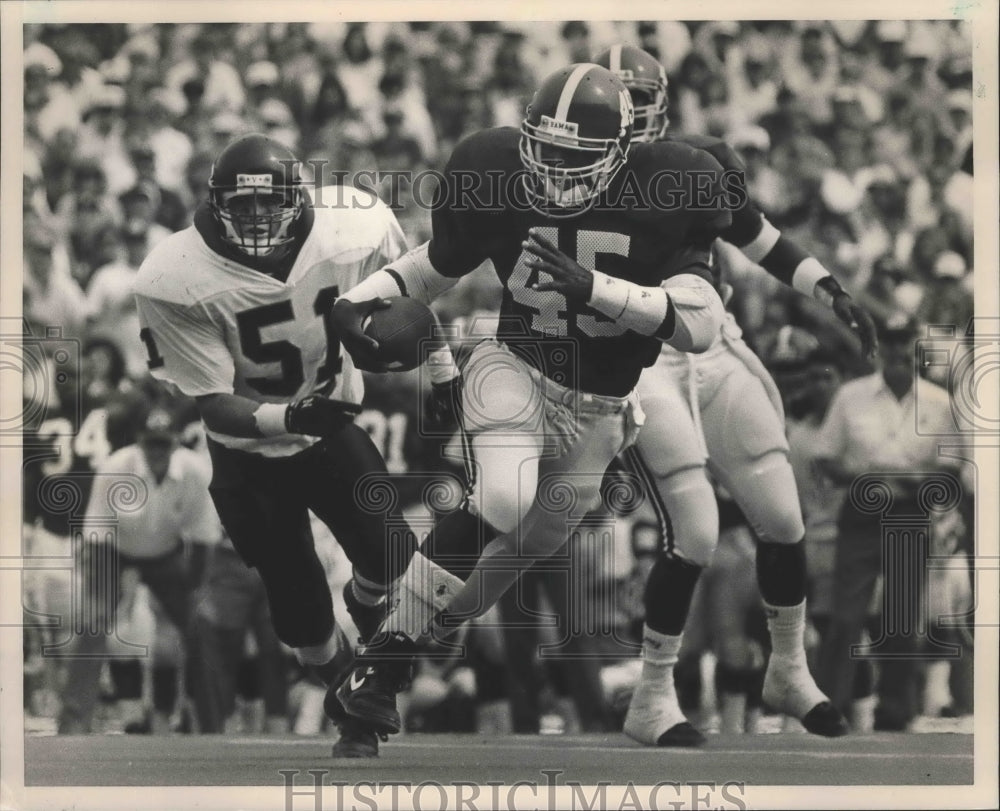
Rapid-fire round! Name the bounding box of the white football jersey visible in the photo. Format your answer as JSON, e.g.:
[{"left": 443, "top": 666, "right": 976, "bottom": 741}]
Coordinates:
[{"left": 135, "top": 186, "right": 407, "bottom": 457}]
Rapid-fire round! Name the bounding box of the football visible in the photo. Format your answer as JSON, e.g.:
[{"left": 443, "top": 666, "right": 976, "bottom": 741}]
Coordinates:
[{"left": 363, "top": 296, "right": 437, "bottom": 371}]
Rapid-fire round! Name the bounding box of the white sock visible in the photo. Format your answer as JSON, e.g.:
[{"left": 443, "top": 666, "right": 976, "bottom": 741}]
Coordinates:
[
  {"left": 638, "top": 625, "right": 683, "bottom": 688},
  {"left": 351, "top": 571, "right": 386, "bottom": 607},
  {"left": 763, "top": 599, "right": 808, "bottom": 661},
  {"left": 294, "top": 626, "right": 344, "bottom": 667},
  {"left": 384, "top": 551, "right": 463, "bottom": 639}
]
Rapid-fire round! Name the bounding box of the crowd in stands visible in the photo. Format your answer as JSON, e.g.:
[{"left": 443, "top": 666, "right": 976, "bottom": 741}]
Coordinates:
[{"left": 22, "top": 20, "right": 975, "bottom": 735}]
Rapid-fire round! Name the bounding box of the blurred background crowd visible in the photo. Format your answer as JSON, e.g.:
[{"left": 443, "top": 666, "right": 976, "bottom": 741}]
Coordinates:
[{"left": 22, "top": 20, "right": 975, "bottom": 737}]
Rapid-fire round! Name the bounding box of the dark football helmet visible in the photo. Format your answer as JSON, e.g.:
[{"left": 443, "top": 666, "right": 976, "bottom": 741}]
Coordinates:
[
  {"left": 208, "top": 133, "right": 306, "bottom": 258},
  {"left": 519, "top": 63, "right": 634, "bottom": 215},
  {"left": 593, "top": 44, "right": 669, "bottom": 143}
]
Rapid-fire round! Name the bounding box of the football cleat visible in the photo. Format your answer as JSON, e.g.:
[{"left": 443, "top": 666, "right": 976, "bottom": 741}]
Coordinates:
[
  {"left": 342, "top": 580, "right": 387, "bottom": 644},
  {"left": 762, "top": 655, "right": 849, "bottom": 737},
  {"left": 623, "top": 680, "right": 707, "bottom": 747},
  {"left": 330, "top": 717, "right": 385, "bottom": 759},
  {"left": 335, "top": 632, "right": 419, "bottom": 736}
]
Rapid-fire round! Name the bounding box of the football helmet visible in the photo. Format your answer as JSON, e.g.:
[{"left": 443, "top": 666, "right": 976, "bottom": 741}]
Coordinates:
[
  {"left": 593, "top": 44, "right": 668, "bottom": 143},
  {"left": 208, "top": 133, "right": 306, "bottom": 258},
  {"left": 519, "top": 63, "right": 634, "bottom": 215}
]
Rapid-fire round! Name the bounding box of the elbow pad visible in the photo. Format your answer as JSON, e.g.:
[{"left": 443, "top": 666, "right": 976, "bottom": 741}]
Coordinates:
[{"left": 659, "top": 274, "right": 725, "bottom": 352}]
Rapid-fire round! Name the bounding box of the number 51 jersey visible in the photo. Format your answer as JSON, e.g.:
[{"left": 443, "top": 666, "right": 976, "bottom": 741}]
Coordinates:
[{"left": 135, "top": 186, "right": 408, "bottom": 457}]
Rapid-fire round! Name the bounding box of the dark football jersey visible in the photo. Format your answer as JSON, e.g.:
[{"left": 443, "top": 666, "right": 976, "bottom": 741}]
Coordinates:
[
  {"left": 427, "top": 127, "right": 734, "bottom": 397},
  {"left": 663, "top": 132, "right": 765, "bottom": 250},
  {"left": 23, "top": 399, "right": 117, "bottom": 538}
]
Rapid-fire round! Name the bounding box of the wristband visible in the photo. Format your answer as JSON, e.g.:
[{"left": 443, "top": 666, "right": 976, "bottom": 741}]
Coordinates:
[
  {"left": 588, "top": 270, "right": 669, "bottom": 335},
  {"left": 253, "top": 402, "right": 288, "bottom": 437},
  {"left": 791, "top": 256, "right": 833, "bottom": 298},
  {"left": 339, "top": 269, "right": 406, "bottom": 304}
]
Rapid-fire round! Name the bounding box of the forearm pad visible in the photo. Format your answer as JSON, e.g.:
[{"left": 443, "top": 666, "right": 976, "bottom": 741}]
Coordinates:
[
  {"left": 342, "top": 242, "right": 460, "bottom": 306},
  {"left": 658, "top": 274, "right": 726, "bottom": 352}
]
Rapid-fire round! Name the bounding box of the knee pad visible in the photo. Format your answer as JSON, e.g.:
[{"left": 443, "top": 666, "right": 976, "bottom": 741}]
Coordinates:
[
  {"left": 466, "top": 442, "right": 539, "bottom": 535},
  {"left": 716, "top": 450, "right": 805, "bottom": 545},
  {"left": 628, "top": 453, "right": 719, "bottom": 568}
]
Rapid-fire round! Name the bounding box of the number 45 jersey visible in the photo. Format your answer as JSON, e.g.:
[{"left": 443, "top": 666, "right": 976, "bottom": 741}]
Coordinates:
[
  {"left": 426, "top": 127, "right": 736, "bottom": 397},
  {"left": 135, "top": 186, "right": 408, "bottom": 457}
]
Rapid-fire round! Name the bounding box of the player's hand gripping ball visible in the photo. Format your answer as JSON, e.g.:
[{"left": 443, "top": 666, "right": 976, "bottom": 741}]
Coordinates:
[{"left": 363, "top": 296, "right": 437, "bottom": 372}]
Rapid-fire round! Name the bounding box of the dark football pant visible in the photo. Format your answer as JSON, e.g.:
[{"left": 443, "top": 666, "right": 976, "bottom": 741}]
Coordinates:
[{"left": 207, "top": 424, "right": 417, "bottom": 650}]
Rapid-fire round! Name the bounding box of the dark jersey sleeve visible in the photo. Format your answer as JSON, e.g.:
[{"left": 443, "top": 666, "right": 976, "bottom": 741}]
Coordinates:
[
  {"left": 646, "top": 142, "right": 732, "bottom": 283},
  {"left": 696, "top": 137, "right": 766, "bottom": 249},
  {"left": 427, "top": 128, "right": 518, "bottom": 278},
  {"left": 670, "top": 133, "right": 811, "bottom": 287}
]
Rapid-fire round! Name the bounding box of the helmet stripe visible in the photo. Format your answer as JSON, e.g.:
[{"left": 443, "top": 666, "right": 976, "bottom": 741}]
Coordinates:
[
  {"left": 554, "top": 63, "right": 596, "bottom": 122},
  {"left": 610, "top": 43, "right": 623, "bottom": 74}
]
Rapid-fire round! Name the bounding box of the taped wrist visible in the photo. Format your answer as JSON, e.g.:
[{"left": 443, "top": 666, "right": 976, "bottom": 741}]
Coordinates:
[
  {"left": 254, "top": 402, "right": 288, "bottom": 437},
  {"left": 587, "top": 270, "right": 669, "bottom": 335},
  {"left": 338, "top": 269, "right": 405, "bottom": 304},
  {"left": 792, "top": 257, "right": 834, "bottom": 299}
]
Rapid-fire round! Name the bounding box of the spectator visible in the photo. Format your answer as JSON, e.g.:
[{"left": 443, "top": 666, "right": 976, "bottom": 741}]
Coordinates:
[
  {"left": 864, "top": 20, "right": 909, "bottom": 94},
  {"left": 856, "top": 254, "right": 921, "bottom": 327},
  {"left": 917, "top": 251, "right": 974, "bottom": 332},
  {"left": 81, "top": 337, "right": 131, "bottom": 404},
  {"left": 726, "top": 35, "right": 780, "bottom": 128},
  {"left": 560, "top": 21, "right": 592, "bottom": 63},
  {"left": 189, "top": 531, "right": 290, "bottom": 734},
  {"left": 165, "top": 28, "right": 245, "bottom": 114},
  {"left": 143, "top": 87, "right": 194, "bottom": 195},
  {"left": 376, "top": 72, "right": 437, "bottom": 165},
  {"left": 85, "top": 225, "right": 150, "bottom": 379},
  {"left": 275, "top": 23, "right": 323, "bottom": 130},
  {"left": 76, "top": 84, "right": 135, "bottom": 195},
  {"left": 58, "top": 402, "right": 222, "bottom": 734},
  {"left": 23, "top": 220, "right": 88, "bottom": 338},
  {"left": 422, "top": 24, "right": 476, "bottom": 147},
  {"left": 337, "top": 23, "right": 381, "bottom": 118},
  {"left": 121, "top": 138, "right": 188, "bottom": 232},
  {"left": 782, "top": 24, "right": 841, "bottom": 128},
  {"left": 813, "top": 313, "right": 964, "bottom": 731},
  {"left": 24, "top": 42, "right": 80, "bottom": 156},
  {"left": 245, "top": 60, "right": 282, "bottom": 111}
]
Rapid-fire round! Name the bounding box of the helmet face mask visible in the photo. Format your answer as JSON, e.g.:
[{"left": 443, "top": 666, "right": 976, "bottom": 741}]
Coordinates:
[
  {"left": 519, "top": 64, "right": 634, "bottom": 216},
  {"left": 594, "top": 45, "right": 669, "bottom": 143},
  {"left": 208, "top": 134, "right": 305, "bottom": 259}
]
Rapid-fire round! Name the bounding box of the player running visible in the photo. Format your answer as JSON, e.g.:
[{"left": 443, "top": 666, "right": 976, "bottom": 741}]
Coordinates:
[
  {"left": 134, "top": 133, "right": 434, "bottom": 757},
  {"left": 330, "top": 63, "right": 731, "bottom": 738},
  {"left": 591, "top": 44, "right": 877, "bottom": 745}
]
